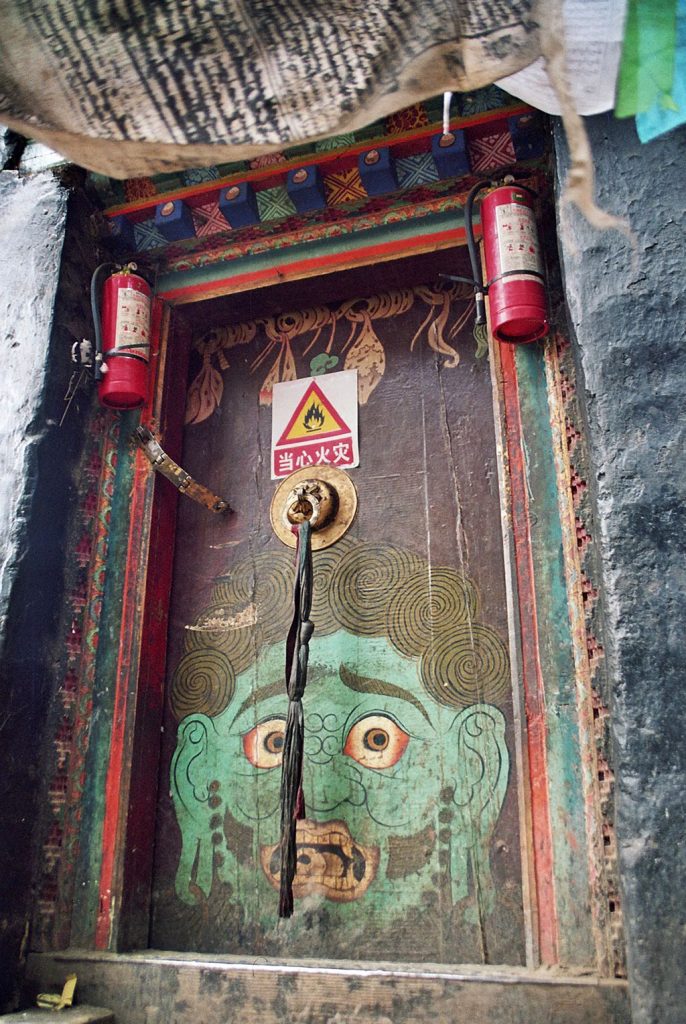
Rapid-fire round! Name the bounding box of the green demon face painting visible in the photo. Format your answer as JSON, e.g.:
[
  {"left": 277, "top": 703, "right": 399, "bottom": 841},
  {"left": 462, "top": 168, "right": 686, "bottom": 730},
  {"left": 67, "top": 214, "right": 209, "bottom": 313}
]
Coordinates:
[{"left": 167, "top": 539, "right": 514, "bottom": 955}]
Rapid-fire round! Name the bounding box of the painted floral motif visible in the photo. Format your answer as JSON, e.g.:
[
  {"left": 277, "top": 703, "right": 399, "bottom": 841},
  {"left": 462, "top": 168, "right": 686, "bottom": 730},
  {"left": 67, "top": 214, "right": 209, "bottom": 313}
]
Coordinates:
[
  {"left": 123, "top": 176, "right": 157, "bottom": 201},
  {"left": 385, "top": 103, "right": 429, "bottom": 133},
  {"left": 249, "top": 152, "right": 288, "bottom": 169},
  {"left": 185, "top": 282, "right": 474, "bottom": 424}
]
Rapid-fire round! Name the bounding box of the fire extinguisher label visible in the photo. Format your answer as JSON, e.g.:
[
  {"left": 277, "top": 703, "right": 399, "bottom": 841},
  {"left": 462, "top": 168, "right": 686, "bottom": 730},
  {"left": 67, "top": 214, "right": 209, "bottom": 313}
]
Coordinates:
[
  {"left": 115, "top": 286, "right": 151, "bottom": 358},
  {"left": 495, "top": 203, "right": 543, "bottom": 276}
]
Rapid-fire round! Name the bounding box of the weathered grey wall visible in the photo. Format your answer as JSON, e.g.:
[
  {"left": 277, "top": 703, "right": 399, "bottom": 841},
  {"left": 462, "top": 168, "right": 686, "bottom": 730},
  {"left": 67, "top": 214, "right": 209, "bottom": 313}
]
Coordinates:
[
  {"left": 0, "top": 163, "right": 95, "bottom": 1011},
  {"left": 554, "top": 115, "right": 686, "bottom": 1024},
  {"left": 0, "top": 167, "right": 68, "bottom": 1011},
  {"left": 0, "top": 172, "right": 67, "bottom": 633}
]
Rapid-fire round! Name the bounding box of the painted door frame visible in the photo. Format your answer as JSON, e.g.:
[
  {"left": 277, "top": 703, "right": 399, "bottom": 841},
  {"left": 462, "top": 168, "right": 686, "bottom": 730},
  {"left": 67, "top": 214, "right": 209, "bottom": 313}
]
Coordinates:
[{"left": 63, "top": 231, "right": 609, "bottom": 977}]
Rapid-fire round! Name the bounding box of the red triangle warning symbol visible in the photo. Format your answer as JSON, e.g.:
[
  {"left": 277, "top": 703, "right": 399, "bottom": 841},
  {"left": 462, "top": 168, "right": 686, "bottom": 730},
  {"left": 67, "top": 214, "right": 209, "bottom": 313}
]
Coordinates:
[{"left": 276, "top": 380, "right": 351, "bottom": 446}]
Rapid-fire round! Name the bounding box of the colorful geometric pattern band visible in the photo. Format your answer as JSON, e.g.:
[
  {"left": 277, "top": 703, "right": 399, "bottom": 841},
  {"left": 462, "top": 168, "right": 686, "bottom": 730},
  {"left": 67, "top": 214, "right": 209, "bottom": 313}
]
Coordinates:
[
  {"left": 323, "top": 167, "right": 367, "bottom": 206},
  {"left": 396, "top": 153, "right": 439, "bottom": 188},
  {"left": 192, "top": 202, "right": 228, "bottom": 238},
  {"left": 467, "top": 129, "right": 516, "bottom": 173}
]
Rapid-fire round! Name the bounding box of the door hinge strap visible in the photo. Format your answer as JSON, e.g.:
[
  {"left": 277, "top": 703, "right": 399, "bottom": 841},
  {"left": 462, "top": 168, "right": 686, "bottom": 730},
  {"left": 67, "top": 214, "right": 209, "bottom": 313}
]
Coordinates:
[{"left": 134, "top": 426, "right": 232, "bottom": 514}]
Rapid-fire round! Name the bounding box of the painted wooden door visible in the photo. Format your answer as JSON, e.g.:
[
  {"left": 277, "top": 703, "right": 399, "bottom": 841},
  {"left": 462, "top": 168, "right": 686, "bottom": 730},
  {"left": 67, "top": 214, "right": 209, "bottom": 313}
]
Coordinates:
[{"left": 151, "top": 254, "right": 525, "bottom": 965}]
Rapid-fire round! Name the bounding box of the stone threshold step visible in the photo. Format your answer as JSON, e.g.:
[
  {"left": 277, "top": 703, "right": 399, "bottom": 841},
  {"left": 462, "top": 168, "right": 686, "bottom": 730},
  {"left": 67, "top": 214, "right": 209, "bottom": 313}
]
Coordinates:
[{"left": 0, "top": 1008, "right": 113, "bottom": 1024}]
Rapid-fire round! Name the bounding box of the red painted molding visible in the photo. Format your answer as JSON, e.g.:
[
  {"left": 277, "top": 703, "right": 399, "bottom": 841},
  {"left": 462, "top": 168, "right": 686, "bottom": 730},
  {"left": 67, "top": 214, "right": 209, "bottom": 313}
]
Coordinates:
[
  {"left": 94, "top": 299, "right": 166, "bottom": 950},
  {"left": 159, "top": 227, "right": 471, "bottom": 303},
  {"left": 499, "top": 341, "right": 559, "bottom": 965}
]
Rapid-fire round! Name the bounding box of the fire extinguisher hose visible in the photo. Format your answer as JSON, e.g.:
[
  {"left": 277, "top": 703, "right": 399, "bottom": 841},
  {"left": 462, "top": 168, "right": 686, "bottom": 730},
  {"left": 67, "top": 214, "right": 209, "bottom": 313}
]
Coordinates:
[
  {"left": 465, "top": 182, "right": 489, "bottom": 327},
  {"left": 91, "top": 262, "right": 116, "bottom": 381}
]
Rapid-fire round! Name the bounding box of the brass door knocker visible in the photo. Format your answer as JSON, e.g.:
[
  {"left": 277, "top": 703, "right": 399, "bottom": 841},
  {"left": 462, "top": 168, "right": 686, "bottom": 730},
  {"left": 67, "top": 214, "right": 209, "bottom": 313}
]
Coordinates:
[{"left": 270, "top": 465, "right": 357, "bottom": 549}]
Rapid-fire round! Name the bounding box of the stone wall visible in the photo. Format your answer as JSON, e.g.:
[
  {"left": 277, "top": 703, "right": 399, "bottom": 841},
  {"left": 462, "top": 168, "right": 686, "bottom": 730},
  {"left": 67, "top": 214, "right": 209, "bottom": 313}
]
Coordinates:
[
  {"left": 554, "top": 115, "right": 686, "bottom": 1024},
  {"left": 0, "top": 156, "right": 96, "bottom": 1010}
]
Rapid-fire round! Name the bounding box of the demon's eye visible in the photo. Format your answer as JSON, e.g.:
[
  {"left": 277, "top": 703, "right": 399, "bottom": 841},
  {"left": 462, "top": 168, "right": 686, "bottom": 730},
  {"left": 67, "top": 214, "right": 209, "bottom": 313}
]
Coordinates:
[
  {"left": 343, "top": 714, "right": 409, "bottom": 769},
  {"left": 242, "top": 718, "right": 286, "bottom": 769}
]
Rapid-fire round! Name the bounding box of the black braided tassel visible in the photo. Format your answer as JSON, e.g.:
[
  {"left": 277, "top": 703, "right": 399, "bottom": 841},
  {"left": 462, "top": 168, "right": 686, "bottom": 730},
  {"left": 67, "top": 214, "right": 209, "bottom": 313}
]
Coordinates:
[{"left": 278, "top": 520, "right": 313, "bottom": 918}]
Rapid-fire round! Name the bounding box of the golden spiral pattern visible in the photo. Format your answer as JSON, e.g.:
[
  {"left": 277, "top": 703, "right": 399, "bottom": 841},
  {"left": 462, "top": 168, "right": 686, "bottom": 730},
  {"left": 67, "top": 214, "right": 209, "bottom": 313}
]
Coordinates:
[
  {"left": 387, "top": 567, "right": 479, "bottom": 658},
  {"left": 183, "top": 601, "right": 255, "bottom": 675},
  {"left": 212, "top": 550, "right": 293, "bottom": 650},
  {"left": 420, "top": 623, "right": 510, "bottom": 708},
  {"left": 214, "top": 551, "right": 293, "bottom": 609},
  {"left": 170, "top": 649, "right": 235, "bottom": 721},
  {"left": 171, "top": 539, "right": 510, "bottom": 718},
  {"left": 309, "top": 536, "right": 356, "bottom": 635},
  {"left": 330, "top": 544, "right": 426, "bottom": 636},
  {"left": 253, "top": 572, "right": 295, "bottom": 646}
]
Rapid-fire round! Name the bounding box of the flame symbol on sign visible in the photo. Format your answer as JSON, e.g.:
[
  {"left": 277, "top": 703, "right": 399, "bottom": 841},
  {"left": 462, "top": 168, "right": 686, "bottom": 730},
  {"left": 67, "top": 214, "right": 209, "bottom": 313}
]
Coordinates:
[{"left": 303, "top": 402, "right": 325, "bottom": 432}]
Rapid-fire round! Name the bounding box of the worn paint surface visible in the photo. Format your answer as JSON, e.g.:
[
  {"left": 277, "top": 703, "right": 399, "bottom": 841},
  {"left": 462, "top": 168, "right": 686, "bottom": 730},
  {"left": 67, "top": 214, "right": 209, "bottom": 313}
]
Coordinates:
[
  {"left": 151, "top": 256, "right": 525, "bottom": 962},
  {"left": 514, "top": 341, "right": 595, "bottom": 966},
  {"left": 69, "top": 409, "right": 142, "bottom": 947},
  {"left": 168, "top": 566, "right": 509, "bottom": 954},
  {"left": 496, "top": 338, "right": 558, "bottom": 964}
]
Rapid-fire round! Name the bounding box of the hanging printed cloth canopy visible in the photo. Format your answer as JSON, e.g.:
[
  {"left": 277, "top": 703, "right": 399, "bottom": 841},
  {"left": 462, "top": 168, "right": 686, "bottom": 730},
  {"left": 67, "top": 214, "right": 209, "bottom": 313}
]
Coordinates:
[{"left": 0, "top": 0, "right": 546, "bottom": 178}]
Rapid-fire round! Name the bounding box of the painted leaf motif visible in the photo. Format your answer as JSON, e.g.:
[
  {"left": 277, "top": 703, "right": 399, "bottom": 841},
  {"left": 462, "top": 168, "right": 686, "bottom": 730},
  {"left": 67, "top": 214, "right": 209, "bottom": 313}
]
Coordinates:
[
  {"left": 281, "top": 340, "right": 297, "bottom": 383},
  {"left": 185, "top": 360, "right": 224, "bottom": 425},
  {"left": 427, "top": 295, "right": 459, "bottom": 369},
  {"left": 259, "top": 336, "right": 298, "bottom": 405},
  {"left": 310, "top": 352, "right": 339, "bottom": 375},
  {"left": 363, "top": 288, "right": 414, "bottom": 320},
  {"left": 185, "top": 370, "right": 202, "bottom": 425},
  {"left": 198, "top": 321, "right": 257, "bottom": 353},
  {"left": 227, "top": 321, "right": 257, "bottom": 349},
  {"left": 276, "top": 306, "right": 333, "bottom": 338},
  {"left": 343, "top": 314, "right": 386, "bottom": 404},
  {"left": 259, "top": 349, "right": 282, "bottom": 405}
]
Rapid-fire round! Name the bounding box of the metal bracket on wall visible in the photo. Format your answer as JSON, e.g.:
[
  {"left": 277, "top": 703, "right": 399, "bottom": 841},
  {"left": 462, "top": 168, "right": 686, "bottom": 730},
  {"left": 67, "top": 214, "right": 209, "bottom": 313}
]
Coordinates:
[{"left": 134, "top": 425, "right": 232, "bottom": 514}]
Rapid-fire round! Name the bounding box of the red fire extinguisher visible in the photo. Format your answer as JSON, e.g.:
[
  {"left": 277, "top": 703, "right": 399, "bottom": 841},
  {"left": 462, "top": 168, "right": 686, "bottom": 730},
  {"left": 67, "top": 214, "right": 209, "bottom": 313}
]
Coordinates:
[
  {"left": 480, "top": 184, "right": 548, "bottom": 344},
  {"left": 92, "top": 263, "right": 152, "bottom": 408},
  {"left": 457, "top": 178, "right": 549, "bottom": 345}
]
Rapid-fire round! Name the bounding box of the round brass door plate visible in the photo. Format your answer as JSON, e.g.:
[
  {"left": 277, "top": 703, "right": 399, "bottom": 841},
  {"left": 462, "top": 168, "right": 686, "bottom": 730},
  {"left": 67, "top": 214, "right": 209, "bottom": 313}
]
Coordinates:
[{"left": 270, "top": 466, "right": 357, "bottom": 549}]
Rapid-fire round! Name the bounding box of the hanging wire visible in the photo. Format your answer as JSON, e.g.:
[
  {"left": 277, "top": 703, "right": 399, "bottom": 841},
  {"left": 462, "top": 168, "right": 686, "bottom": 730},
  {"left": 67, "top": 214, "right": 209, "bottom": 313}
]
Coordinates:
[{"left": 442, "top": 91, "right": 453, "bottom": 136}]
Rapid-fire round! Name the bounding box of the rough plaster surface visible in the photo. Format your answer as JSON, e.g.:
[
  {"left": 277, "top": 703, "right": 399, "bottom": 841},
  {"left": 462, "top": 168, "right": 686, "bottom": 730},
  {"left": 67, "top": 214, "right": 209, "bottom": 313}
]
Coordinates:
[
  {"left": 0, "top": 170, "right": 78, "bottom": 1013},
  {"left": 554, "top": 115, "right": 686, "bottom": 1024},
  {"left": 0, "top": 172, "right": 67, "bottom": 637},
  {"left": 1, "top": 127, "right": 18, "bottom": 167}
]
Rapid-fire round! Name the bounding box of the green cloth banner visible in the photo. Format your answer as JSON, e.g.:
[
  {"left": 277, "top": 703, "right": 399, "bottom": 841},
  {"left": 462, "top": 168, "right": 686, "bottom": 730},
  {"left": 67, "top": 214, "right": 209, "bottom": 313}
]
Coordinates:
[
  {"left": 616, "top": 0, "right": 678, "bottom": 117},
  {"left": 636, "top": 0, "right": 686, "bottom": 140}
]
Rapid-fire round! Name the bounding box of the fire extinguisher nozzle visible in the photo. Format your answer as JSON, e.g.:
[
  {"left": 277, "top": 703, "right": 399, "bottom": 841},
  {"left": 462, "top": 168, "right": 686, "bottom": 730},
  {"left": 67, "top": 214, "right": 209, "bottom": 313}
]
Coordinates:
[{"left": 475, "top": 293, "right": 487, "bottom": 326}]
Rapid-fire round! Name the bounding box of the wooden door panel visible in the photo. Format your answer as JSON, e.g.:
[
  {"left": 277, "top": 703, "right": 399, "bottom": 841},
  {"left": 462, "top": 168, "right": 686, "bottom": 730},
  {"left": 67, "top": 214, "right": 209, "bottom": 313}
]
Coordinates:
[{"left": 151, "top": 259, "right": 525, "bottom": 965}]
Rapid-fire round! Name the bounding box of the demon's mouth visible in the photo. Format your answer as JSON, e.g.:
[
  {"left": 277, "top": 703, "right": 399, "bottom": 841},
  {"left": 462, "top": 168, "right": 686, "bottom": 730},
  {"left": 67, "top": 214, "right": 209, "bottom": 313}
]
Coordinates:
[{"left": 260, "top": 818, "right": 379, "bottom": 903}]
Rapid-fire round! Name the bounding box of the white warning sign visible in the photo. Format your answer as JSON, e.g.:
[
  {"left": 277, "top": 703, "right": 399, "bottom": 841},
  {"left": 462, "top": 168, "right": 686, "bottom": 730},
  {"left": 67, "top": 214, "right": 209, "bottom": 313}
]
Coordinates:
[
  {"left": 495, "top": 202, "right": 543, "bottom": 276},
  {"left": 271, "top": 370, "right": 359, "bottom": 479},
  {"left": 114, "top": 286, "right": 151, "bottom": 354}
]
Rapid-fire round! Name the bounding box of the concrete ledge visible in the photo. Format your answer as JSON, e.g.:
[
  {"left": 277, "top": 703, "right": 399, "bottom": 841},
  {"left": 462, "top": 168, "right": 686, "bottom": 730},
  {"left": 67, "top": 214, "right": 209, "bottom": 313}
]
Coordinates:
[
  {"left": 0, "top": 1008, "right": 113, "bottom": 1023},
  {"left": 26, "top": 951, "right": 630, "bottom": 1024}
]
